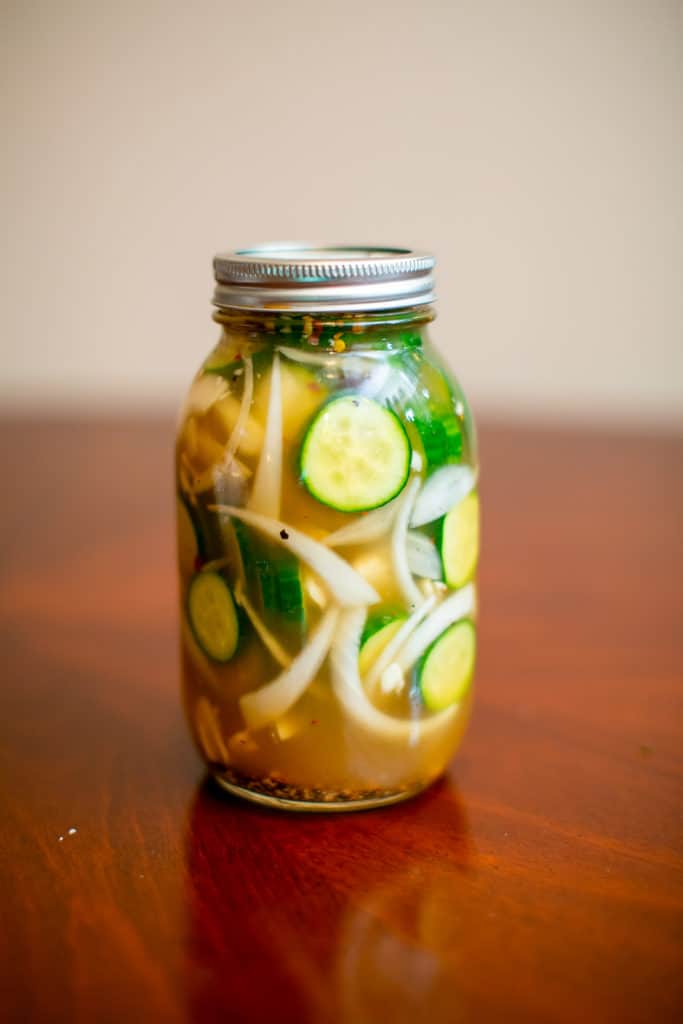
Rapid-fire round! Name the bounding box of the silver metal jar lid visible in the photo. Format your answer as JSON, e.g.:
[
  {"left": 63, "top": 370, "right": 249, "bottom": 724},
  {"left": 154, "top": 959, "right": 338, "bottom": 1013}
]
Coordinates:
[{"left": 212, "top": 243, "right": 435, "bottom": 312}]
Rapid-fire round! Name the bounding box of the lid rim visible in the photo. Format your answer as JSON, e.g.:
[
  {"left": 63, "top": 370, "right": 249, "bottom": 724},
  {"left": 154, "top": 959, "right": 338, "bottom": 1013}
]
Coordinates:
[{"left": 212, "top": 243, "right": 436, "bottom": 311}]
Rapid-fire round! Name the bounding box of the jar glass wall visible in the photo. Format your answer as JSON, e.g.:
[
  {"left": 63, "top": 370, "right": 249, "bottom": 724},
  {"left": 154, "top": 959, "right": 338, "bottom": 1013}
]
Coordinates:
[{"left": 176, "top": 249, "right": 479, "bottom": 810}]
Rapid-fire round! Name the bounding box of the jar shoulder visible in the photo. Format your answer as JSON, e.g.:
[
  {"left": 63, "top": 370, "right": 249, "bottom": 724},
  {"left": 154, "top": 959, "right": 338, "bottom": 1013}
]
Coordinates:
[{"left": 177, "top": 330, "right": 477, "bottom": 472}]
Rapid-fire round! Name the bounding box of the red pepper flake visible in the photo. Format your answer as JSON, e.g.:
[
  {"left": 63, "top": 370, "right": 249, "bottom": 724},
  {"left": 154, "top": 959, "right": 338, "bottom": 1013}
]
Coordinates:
[
  {"left": 234, "top": 352, "right": 242, "bottom": 360},
  {"left": 280, "top": 528, "right": 289, "bottom": 540},
  {"left": 307, "top": 381, "right": 321, "bottom": 392},
  {"left": 311, "top": 720, "right": 319, "bottom": 726}
]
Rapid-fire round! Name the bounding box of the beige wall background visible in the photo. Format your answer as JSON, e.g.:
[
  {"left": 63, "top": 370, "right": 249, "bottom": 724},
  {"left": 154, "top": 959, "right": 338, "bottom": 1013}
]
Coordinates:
[{"left": 2, "top": 0, "right": 682, "bottom": 425}]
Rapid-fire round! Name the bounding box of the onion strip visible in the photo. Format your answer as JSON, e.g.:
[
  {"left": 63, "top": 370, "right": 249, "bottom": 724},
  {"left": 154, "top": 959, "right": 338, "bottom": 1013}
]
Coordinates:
[
  {"left": 330, "top": 608, "right": 459, "bottom": 743},
  {"left": 391, "top": 476, "right": 423, "bottom": 610},
  {"left": 323, "top": 497, "right": 399, "bottom": 548},
  {"left": 394, "top": 583, "right": 476, "bottom": 675},
  {"left": 406, "top": 530, "right": 443, "bottom": 580},
  {"left": 220, "top": 355, "right": 254, "bottom": 473},
  {"left": 362, "top": 593, "right": 437, "bottom": 692},
  {"left": 178, "top": 374, "right": 228, "bottom": 424},
  {"left": 195, "top": 696, "right": 230, "bottom": 764},
  {"left": 210, "top": 505, "right": 380, "bottom": 607},
  {"left": 410, "top": 464, "right": 477, "bottom": 528},
  {"left": 248, "top": 352, "right": 282, "bottom": 518},
  {"left": 240, "top": 606, "right": 339, "bottom": 729},
  {"left": 277, "top": 345, "right": 384, "bottom": 366}
]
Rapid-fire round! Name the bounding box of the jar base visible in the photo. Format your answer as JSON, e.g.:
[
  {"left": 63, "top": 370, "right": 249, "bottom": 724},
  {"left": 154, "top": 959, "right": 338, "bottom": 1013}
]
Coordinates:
[{"left": 211, "top": 771, "right": 428, "bottom": 813}]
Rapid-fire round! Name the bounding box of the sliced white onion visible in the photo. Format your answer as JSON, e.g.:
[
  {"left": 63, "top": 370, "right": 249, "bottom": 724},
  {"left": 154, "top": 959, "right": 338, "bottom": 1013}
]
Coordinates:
[
  {"left": 380, "top": 663, "right": 404, "bottom": 694},
  {"left": 410, "top": 464, "right": 477, "bottom": 527},
  {"left": 323, "top": 497, "right": 399, "bottom": 548},
  {"left": 391, "top": 476, "right": 423, "bottom": 610},
  {"left": 418, "top": 578, "right": 449, "bottom": 599},
  {"left": 233, "top": 579, "right": 292, "bottom": 670},
  {"left": 277, "top": 345, "right": 384, "bottom": 366},
  {"left": 181, "top": 618, "right": 215, "bottom": 686},
  {"left": 303, "top": 571, "right": 328, "bottom": 610},
  {"left": 211, "top": 505, "right": 380, "bottom": 607},
  {"left": 220, "top": 355, "right": 254, "bottom": 472},
  {"left": 362, "top": 593, "right": 437, "bottom": 693},
  {"left": 178, "top": 454, "right": 197, "bottom": 507},
  {"left": 277, "top": 345, "right": 337, "bottom": 367},
  {"left": 406, "top": 530, "right": 443, "bottom": 580},
  {"left": 248, "top": 352, "right": 282, "bottom": 518},
  {"left": 394, "top": 583, "right": 476, "bottom": 675},
  {"left": 179, "top": 374, "right": 228, "bottom": 424},
  {"left": 358, "top": 360, "right": 393, "bottom": 397},
  {"left": 240, "top": 606, "right": 339, "bottom": 729},
  {"left": 189, "top": 456, "right": 252, "bottom": 500},
  {"left": 213, "top": 458, "right": 252, "bottom": 505},
  {"left": 195, "top": 697, "right": 230, "bottom": 764},
  {"left": 371, "top": 364, "right": 416, "bottom": 408},
  {"left": 330, "top": 608, "right": 458, "bottom": 743}
]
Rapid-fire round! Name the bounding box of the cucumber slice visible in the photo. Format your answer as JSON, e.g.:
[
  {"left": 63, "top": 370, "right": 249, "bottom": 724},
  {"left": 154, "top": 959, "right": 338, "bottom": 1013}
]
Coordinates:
[
  {"left": 360, "top": 610, "right": 404, "bottom": 648},
  {"left": 234, "top": 522, "right": 305, "bottom": 625},
  {"left": 359, "top": 616, "right": 406, "bottom": 677},
  {"left": 177, "top": 497, "right": 201, "bottom": 577},
  {"left": 187, "top": 572, "right": 239, "bottom": 663},
  {"left": 272, "top": 562, "right": 305, "bottom": 620},
  {"left": 384, "top": 354, "right": 463, "bottom": 472},
  {"left": 300, "top": 395, "right": 411, "bottom": 512},
  {"left": 419, "top": 619, "right": 476, "bottom": 711},
  {"left": 411, "top": 413, "right": 462, "bottom": 469},
  {"left": 441, "top": 491, "right": 480, "bottom": 588}
]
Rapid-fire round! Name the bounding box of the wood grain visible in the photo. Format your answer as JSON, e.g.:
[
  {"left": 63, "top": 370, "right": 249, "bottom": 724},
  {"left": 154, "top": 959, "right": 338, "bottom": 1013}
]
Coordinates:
[{"left": 0, "top": 417, "right": 681, "bottom": 1024}]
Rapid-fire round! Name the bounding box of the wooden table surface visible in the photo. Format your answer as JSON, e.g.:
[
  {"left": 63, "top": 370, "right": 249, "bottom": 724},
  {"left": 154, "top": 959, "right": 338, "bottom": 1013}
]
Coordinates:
[{"left": 0, "top": 417, "right": 681, "bottom": 1024}]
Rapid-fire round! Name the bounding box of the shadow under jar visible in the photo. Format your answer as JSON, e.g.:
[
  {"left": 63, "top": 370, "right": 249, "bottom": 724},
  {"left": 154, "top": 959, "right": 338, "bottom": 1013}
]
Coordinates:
[{"left": 176, "top": 245, "right": 479, "bottom": 811}]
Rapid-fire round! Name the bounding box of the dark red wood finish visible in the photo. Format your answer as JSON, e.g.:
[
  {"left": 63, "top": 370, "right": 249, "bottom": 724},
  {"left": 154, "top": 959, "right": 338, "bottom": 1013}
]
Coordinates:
[{"left": 0, "top": 418, "right": 681, "bottom": 1023}]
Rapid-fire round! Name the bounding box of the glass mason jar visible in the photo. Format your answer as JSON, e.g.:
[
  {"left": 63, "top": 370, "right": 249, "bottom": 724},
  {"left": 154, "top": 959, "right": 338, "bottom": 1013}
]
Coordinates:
[{"left": 176, "top": 245, "right": 479, "bottom": 810}]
